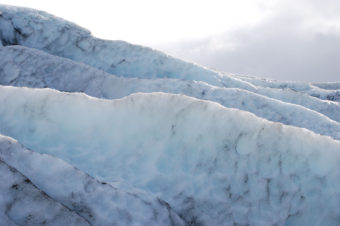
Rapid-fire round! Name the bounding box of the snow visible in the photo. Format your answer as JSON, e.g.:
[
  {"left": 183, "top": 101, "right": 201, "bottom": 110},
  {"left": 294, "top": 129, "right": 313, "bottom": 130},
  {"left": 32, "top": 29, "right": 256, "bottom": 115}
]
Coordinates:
[
  {"left": 1, "top": 45, "right": 339, "bottom": 140},
  {"left": 0, "top": 86, "right": 340, "bottom": 225}
]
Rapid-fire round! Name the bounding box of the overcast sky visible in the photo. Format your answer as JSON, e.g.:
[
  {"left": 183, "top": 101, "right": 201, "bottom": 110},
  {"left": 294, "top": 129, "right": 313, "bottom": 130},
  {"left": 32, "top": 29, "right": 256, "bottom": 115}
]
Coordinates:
[{"left": 2, "top": 0, "right": 340, "bottom": 82}]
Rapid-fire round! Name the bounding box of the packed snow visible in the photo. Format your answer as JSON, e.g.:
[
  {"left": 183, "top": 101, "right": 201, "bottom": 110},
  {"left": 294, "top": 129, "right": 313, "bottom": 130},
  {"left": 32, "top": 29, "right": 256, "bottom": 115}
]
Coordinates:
[
  {"left": 0, "top": 86, "right": 340, "bottom": 225},
  {"left": 0, "top": 4, "right": 340, "bottom": 226}
]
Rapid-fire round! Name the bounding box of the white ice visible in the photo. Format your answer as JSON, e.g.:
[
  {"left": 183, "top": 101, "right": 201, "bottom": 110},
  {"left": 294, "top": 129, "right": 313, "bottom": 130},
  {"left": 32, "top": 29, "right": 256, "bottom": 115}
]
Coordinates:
[
  {"left": 0, "top": 45, "right": 339, "bottom": 140},
  {"left": 234, "top": 74, "right": 340, "bottom": 102},
  {"left": 0, "top": 156, "right": 90, "bottom": 225},
  {"left": 1, "top": 4, "right": 340, "bottom": 226},
  {"left": 0, "top": 4, "right": 339, "bottom": 123},
  {"left": 0, "top": 86, "right": 340, "bottom": 225},
  {"left": 0, "top": 135, "right": 184, "bottom": 226}
]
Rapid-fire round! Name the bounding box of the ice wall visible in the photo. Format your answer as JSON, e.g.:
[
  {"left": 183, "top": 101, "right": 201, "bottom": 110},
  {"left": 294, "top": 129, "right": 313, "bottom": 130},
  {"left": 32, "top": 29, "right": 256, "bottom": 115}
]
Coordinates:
[
  {"left": 1, "top": 46, "right": 339, "bottom": 140},
  {"left": 1, "top": 4, "right": 339, "bottom": 122},
  {"left": 0, "top": 135, "right": 184, "bottom": 226},
  {"left": 0, "top": 86, "right": 340, "bottom": 225}
]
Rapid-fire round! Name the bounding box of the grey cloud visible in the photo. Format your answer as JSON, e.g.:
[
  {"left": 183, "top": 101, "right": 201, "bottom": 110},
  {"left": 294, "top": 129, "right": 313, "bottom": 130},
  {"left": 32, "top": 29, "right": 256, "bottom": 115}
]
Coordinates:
[{"left": 156, "top": 0, "right": 340, "bottom": 82}]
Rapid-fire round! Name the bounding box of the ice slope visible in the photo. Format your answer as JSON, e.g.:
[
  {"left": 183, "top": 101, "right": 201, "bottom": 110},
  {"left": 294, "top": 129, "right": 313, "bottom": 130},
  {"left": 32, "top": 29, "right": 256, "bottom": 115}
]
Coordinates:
[
  {"left": 0, "top": 135, "right": 185, "bottom": 226},
  {"left": 1, "top": 86, "right": 340, "bottom": 225},
  {"left": 313, "top": 82, "right": 340, "bottom": 91},
  {"left": 1, "top": 4, "right": 340, "bottom": 123},
  {"left": 313, "top": 82, "right": 340, "bottom": 90},
  {"left": 0, "top": 160, "right": 90, "bottom": 226},
  {"left": 1, "top": 45, "right": 339, "bottom": 140},
  {"left": 254, "top": 87, "right": 340, "bottom": 122},
  {"left": 0, "top": 4, "right": 254, "bottom": 91},
  {"left": 234, "top": 74, "right": 340, "bottom": 102}
]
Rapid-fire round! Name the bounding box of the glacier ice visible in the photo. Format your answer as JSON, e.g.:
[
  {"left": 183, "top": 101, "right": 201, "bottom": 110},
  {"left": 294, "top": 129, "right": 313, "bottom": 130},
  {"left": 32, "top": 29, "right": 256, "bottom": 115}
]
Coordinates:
[
  {"left": 0, "top": 4, "right": 234, "bottom": 88},
  {"left": 234, "top": 74, "right": 340, "bottom": 102},
  {"left": 0, "top": 86, "right": 340, "bottom": 225},
  {"left": 0, "top": 4, "right": 340, "bottom": 226},
  {"left": 313, "top": 82, "right": 340, "bottom": 91},
  {"left": 0, "top": 135, "right": 184, "bottom": 226},
  {"left": 0, "top": 4, "right": 339, "bottom": 124},
  {"left": 0, "top": 158, "right": 90, "bottom": 225},
  {"left": 0, "top": 45, "right": 339, "bottom": 140}
]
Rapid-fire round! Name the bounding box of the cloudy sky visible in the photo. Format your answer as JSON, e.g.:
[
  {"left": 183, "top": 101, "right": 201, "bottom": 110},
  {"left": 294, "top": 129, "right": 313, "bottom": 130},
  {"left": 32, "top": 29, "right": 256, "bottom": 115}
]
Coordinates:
[{"left": 2, "top": 0, "right": 340, "bottom": 82}]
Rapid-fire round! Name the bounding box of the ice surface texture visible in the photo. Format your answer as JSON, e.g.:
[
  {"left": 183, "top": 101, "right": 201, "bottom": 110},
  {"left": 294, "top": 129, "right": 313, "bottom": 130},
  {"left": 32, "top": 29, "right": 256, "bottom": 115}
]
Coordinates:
[
  {"left": 234, "top": 74, "right": 340, "bottom": 102},
  {"left": 1, "top": 4, "right": 340, "bottom": 226},
  {"left": 0, "top": 156, "right": 90, "bottom": 225},
  {"left": 0, "top": 4, "right": 339, "bottom": 123},
  {"left": 0, "top": 45, "right": 339, "bottom": 140},
  {"left": 0, "top": 135, "right": 184, "bottom": 226},
  {"left": 0, "top": 86, "right": 340, "bottom": 225}
]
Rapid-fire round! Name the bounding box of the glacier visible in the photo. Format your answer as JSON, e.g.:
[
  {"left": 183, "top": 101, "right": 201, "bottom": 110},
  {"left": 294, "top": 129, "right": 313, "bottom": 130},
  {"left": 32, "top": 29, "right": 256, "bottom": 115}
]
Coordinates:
[
  {"left": 234, "top": 74, "right": 340, "bottom": 102},
  {"left": 1, "top": 86, "right": 340, "bottom": 225},
  {"left": 0, "top": 45, "right": 339, "bottom": 140},
  {"left": 0, "top": 4, "right": 339, "bottom": 123},
  {"left": 0, "top": 4, "right": 340, "bottom": 226},
  {"left": 0, "top": 135, "right": 184, "bottom": 226},
  {"left": 0, "top": 153, "right": 90, "bottom": 226}
]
